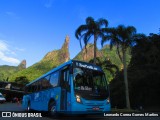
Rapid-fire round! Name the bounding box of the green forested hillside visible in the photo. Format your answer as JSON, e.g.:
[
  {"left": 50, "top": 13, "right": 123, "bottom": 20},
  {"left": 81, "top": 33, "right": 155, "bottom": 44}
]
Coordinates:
[
  {"left": 9, "top": 36, "right": 70, "bottom": 82},
  {"left": 0, "top": 60, "right": 26, "bottom": 81},
  {"left": 10, "top": 50, "right": 63, "bottom": 81},
  {"left": 101, "top": 45, "right": 131, "bottom": 69},
  {"left": 0, "top": 65, "right": 18, "bottom": 81}
]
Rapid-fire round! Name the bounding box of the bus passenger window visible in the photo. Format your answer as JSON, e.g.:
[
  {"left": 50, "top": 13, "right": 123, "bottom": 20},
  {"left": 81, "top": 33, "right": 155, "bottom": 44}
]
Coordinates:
[
  {"left": 24, "top": 86, "right": 28, "bottom": 94},
  {"left": 27, "top": 86, "right": 32, "bottom": 93},
  {"left": 34, "top": 81, "right": 41, "bottom": 92},
  {"left": 37, "top": 81, "right": 42, "bottom": 91},
  {"left": 50, "top": 72, "right": 59, "bottom": 87},
  {"left": 41, "top": 75, "right": 51, "bottom": 90},
  {"left": 32, "top": 83, "right": 37, "bottom": 92}
]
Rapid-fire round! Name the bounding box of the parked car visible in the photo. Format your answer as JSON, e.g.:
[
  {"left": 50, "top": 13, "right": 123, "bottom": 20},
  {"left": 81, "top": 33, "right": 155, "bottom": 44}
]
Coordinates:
[{"left": 0, "top": 93, "right": 6, "bottom": 103}]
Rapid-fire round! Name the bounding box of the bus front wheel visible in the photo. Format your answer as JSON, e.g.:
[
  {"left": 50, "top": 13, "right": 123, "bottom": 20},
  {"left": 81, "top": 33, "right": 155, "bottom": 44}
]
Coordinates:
[{"left": 48, "top": 101, "right": 56, "bottom": 116}]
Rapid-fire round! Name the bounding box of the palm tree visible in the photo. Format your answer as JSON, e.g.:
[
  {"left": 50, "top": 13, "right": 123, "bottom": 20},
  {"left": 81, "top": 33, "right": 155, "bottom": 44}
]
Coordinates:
[
  {"left": 102, "top": 25, "right": 137, "bottom": 109},
  {"left": 89, "top": 57, "right": 119, "bottom": 76},
  {"left": 75, "top": 17, "right": 108, "bottom": 64}
]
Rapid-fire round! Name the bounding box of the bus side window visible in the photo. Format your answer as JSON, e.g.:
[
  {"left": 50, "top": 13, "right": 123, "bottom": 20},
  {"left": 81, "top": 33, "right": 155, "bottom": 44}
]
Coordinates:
[
  {"left": 30, "top": 84, "right": 33, "bottom": 93},
  {"left": 37, "top": 80, "right": 42, "bottom": 91},
  {"left": 50, "top": 71, "right": 59, "bottom": 87},
  {"left": 27, "top": 86, "right": 31, "bottom": 93},
  {"left": 32, "top": 83, "right": 36, "bottom": 93},
  {"left": 41, "top": 75, "right": 51, "bottom": 90},
  {"left": 24, "top": 86, "right": 28, "bottom": 94},
  {"left": 34, "top": 82, "right": 38, "bottom": 92},
  {"left": 34, "top": 81, "right": 41, "bottom": 92}
]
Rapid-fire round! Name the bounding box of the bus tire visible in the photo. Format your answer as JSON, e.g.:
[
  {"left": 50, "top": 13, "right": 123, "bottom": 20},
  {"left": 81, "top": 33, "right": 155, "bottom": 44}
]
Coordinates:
[{"left": 48, "top": 101, "right": 56, "bottom": 116}]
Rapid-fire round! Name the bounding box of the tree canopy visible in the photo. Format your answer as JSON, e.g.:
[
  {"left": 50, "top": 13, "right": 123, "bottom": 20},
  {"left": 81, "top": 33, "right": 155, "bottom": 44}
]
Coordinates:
[{"left": 75, "top": 16, "right": 108, "bottom": 64}]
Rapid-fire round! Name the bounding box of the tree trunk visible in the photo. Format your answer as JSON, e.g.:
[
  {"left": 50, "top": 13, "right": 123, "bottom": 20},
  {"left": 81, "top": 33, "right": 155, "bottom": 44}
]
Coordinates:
[
  {"left": 94, "top": 35, "right": 97, "bottom": 64},
  {"left": 123, "top": 50, "right": 130, "bottom": 109}
]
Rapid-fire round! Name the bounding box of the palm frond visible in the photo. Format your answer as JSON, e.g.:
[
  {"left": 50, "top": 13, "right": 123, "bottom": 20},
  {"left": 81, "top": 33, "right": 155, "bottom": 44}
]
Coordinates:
[
  {"left": 133, "top": 33, "right": 146, "bottom": 40},
  {"left": 101, "top": 35, "right": 110, "bottom": 47},
  {"left": 83, "top": 31, "right": 92, "bottom": 46},
  {"left": 86, "top": 17, "right": 95, "bottom": 25},
  {"left": 97, "top": 18, "right": 108, "bottom": 28},
  {"left": 75, "top": 25, "right": 88, "bottom": 39},
  {"left": 127, "top": 26, "right": 136, "bottom": 35},
  {"left": 79, "top": 37, "right": 83, "bottom": 50}
]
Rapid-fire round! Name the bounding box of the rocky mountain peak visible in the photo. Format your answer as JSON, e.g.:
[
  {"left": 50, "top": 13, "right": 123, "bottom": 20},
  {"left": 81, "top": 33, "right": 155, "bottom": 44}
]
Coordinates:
[
  {"left": 65, "top": 35, "right": 69, "bottom": 43},
  {"left": 59, "top": 35, "right": 70, "bottom": 62},
  {"left": 74, "top": 44, "right": 102, "bottom": 62},
  {"left": 43, "top": 36, "right": 70, "bottom": 62},
  {"left": 61, "top": 35, "right": 69, "bottom": 50},
  {"left": 18, "top": 59, "right": 26, "bottom": 70}
]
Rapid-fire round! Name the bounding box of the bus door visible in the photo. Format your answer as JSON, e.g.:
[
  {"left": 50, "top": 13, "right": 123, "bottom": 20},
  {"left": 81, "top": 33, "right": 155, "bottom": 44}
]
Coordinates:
[{"left": 60, "top": 67, "right": 71, "bottom": 111}]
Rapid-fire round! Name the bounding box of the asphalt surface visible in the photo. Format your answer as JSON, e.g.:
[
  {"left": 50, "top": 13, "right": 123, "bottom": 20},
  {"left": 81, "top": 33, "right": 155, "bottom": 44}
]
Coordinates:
[
  {"left": 0, "top": 102, "right": 55, "bottom": 120},
  {"left": 0, "top": 102, "right": 23, "bottom": 111},
  {"left": 0, "top": 102, "right": 159, "bottom": 120}
]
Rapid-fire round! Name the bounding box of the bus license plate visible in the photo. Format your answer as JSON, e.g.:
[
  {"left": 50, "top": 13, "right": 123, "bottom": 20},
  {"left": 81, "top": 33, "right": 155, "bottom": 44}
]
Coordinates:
[{"left": 92, "top": 107, "right": 99, "bottom": 111}]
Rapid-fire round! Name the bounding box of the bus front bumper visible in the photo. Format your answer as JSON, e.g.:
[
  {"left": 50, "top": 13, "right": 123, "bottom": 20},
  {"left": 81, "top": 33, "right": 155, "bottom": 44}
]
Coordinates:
[{"left": 71, "top": 101, "right": 111, "bottom": 114}]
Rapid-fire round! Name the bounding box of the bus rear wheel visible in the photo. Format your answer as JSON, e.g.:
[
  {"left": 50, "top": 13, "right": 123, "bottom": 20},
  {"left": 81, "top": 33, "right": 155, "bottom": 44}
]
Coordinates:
[{"left": 48, "top": 101, "right": 56, "bottom": 116}]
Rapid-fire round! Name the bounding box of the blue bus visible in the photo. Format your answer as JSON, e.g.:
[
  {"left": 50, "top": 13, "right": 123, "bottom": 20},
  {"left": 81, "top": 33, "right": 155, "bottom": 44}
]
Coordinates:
[{"left": 22, "top": 60, "right": 111, "bottom": 114}]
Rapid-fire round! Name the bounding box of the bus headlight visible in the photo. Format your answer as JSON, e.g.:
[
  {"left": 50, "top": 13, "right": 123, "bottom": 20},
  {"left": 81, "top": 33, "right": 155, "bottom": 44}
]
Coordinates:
[
  {"left": 106, "top": 98, "right": 110, "bottom": 104},
  {"left": 76, "top": 95, "right": 82, "bottom": 103}
]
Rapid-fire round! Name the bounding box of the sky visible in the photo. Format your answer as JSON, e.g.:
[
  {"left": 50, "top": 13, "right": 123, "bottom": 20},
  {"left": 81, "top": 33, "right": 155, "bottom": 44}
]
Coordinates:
[{"left": 0, "top": 0, "right": 160, "bottom": 67}]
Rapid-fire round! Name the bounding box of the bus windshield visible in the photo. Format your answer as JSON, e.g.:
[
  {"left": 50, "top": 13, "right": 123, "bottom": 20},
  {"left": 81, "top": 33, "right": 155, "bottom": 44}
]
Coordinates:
[{"left": 73, "top": 67, "right": 109, "bottom": 100}]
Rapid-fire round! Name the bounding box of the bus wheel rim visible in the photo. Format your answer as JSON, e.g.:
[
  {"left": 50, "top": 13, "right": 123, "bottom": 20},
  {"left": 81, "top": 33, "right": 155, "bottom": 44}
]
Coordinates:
[{"left": 51, "top": 106, "right": 55, "bottom": 112}]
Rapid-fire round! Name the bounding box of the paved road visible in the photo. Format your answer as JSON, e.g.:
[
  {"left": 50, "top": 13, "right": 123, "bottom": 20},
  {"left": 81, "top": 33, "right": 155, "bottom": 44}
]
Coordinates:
[
  {"left": 0, "top": 103, "right": 98, "bottom": 120},
  {"left": 0, "top": 103, "right": 159, "bottom": 120},
  {"left": 0, "top": 102, "right": 23, "bottom": 111},
  {"left": 0, "top": 103, "right": 56, "bottom": 120}
]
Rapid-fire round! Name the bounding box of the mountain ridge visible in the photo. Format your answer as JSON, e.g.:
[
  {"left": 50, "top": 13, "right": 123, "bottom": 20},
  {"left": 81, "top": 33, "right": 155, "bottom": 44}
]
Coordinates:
[
  {"left": 0, "top": 59, "right": 26, "bottom": 81},
  {"left": 0, "top": 36, "right": 130, "bottom": 82}
]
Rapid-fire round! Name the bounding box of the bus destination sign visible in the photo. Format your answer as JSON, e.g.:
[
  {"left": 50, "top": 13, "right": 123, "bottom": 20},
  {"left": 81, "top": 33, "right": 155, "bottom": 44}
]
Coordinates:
[{"left": 75, "top": 62, "right": 101, "bottom": 71}]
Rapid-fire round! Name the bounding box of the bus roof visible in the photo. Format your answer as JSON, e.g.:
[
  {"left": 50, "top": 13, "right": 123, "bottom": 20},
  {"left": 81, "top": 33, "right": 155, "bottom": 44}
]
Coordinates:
[{"left": 26, "top": 60, "right": 103, "bottom": 86}]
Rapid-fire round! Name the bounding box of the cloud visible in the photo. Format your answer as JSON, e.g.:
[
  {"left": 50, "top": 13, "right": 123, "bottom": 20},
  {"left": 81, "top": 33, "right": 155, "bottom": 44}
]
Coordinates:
[
  {"left": 15, "top": 47, "right": 25, "bottom": 52},
  {"left": 0, "top": 40, "right": 9, "bottom": 51},
  {"left": 0, "top": 51, "right": 20, "bottom": 64},
  {"left": 0, "top": 40, "right": 20, "bottom": 65},
  {"left": 44, "top": 0, "right": 54, "bottom": 8}
]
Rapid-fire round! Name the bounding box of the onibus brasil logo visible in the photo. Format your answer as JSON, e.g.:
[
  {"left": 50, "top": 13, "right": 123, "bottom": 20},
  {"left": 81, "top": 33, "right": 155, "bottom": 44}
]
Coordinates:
[{"left": 2, "top": 112, "right": 42, "bottom": 118}]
